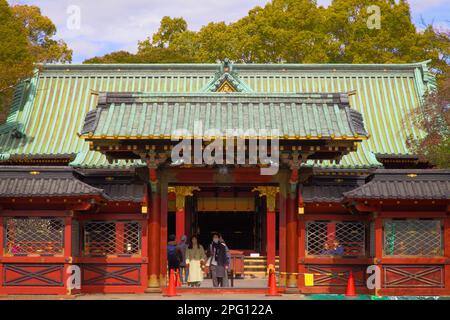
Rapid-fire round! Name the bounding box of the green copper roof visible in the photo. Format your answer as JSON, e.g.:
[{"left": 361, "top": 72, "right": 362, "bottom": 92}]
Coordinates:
[
  {"left": 80, "top": 92, "right": 367, "bottom": 140},
  {"left": 0, "top": 61, "right": 433, "bottom": 169}
]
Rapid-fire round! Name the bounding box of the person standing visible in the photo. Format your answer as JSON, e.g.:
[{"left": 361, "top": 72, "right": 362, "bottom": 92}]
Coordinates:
[
  {"left": 177, "top": 235, "right": 188, "bottom": 284},
  {"left": 207, "top": 233, "right": 228, "bottom": 287},
  {"left": 167, "top": 234, "right": 181, "bottom": 273},
  {"left": 185, "top": 235, "right": 206, "bottom": 287},
  {"left": 219, "top": 235, "right": 231, "bottom": 287}
]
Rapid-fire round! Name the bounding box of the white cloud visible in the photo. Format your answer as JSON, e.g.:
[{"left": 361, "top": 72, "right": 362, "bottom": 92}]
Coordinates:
[{"left": 8, "top": 0, "right": 268, "bottom": 62}]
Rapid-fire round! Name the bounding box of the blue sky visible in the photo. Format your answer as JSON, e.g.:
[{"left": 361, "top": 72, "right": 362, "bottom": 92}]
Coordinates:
[{"left": 8, "top": 0, "right": 450, "bottom": 63}]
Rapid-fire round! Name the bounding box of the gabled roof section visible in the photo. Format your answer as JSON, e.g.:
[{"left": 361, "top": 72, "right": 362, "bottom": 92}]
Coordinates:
[
  {"left": 0, "top": 60, "right": 433, "bottom": 169},
  {"left": 79, "top": 92, "right": 368, "bottom": 140},
  {"left": 0, "top": 166, "right": 108, "bottom": 199},
  {"left": 344, "top": 169, "right": 450, "bottom": 200},
  {"left": 201, "top": 59, "right": 253, "bottom": 93}
]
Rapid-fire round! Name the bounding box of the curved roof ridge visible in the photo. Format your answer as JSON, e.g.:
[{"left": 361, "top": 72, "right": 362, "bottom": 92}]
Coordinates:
[{"left": 39, "top": 60, "right": 433, "bottom": 71}]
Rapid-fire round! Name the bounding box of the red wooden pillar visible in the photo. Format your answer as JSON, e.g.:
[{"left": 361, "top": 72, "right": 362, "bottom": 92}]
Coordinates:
[
  {"left": 327, "top": 223, "right": 336, "bottom": 242},
  {"left": 176, "top": 208, "right": 185, "bottom": 242},
  {"left": 63, "top": 214, "right": 73, "bottom": 295},
  {"left": 140, "top": 219, "right": 148, "bottom": 290},
  {"left": 297, "top": 215, "right": 306, "bottom": 290},
  {"left": 253, "top": 186, "right": 279, "bottom": 270},
  {"left": 146, "top": 168, "right": 161, "bottom": 291},
  {"left": 444, "top": 215, "right": 450, "bottom": 294},
  {"left": 185, "top": 198, "right": 192, "bottom": 237},
  {"left": 278, "top": 189, "right": 287, "bottom": 286},
  {"left": 172, "top": 187, "right": 199, "bottom": 242},
  {"left": 115, "top": 222, "right": 125, "bottom": 253},
  {"left": 286, "top": 187, "right": 298, "bottom": 289},
  {"left": 266, "top": 209, "right": 276, "bottom": 267},
  {"left": 374, "top": 213, "right": 383, "bottom": 295},
  {"left": 0, "top": 215, "right": 4, "bottom": 293},
  {"left": 160, "top": 179, "right": 168, "bottom": 287},
  {"left": 0, "top": 216, "right": 3, "bottom": 256}
]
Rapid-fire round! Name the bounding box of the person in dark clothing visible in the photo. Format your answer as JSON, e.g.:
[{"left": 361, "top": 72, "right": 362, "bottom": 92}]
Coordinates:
[
  {"left": 167, "top": 234, "right": 182, "bottom": 271},
  {"left": 206, "top": 232, "right": 229, "bottom": 287},
  {"left": 332, "top": 240, "right": 345, "bottom": 256},
  {"left": 320, "top": 242, "right": 333, "bottom": 255},
  {"left": 219, "top": 235, "right": 231, "bottom": 287},
  {"left": 177, "top": 235, "right": 189, "bottom": 284}
]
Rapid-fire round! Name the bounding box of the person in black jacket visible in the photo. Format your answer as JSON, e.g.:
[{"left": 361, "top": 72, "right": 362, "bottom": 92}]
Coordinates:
[
  {"left": 167, "top": 234, "right": 182, "bottom": 272},
  {"left": 207, "top": 232, "right": 229, "bottom": 287}
]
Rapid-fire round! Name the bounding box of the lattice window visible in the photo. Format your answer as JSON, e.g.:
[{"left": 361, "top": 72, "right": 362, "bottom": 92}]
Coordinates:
[
  {"left": 306, "top": 221, "right": 366, "bottom": 257},
  {"left": 383, "top": 219, "right": 443, "bottom": 256},
  {"left": 82, "top": 221, "right": 141, "bottom": 256},
  {"left": 4, "top": 217, "right": 64, "bottom": 256}
]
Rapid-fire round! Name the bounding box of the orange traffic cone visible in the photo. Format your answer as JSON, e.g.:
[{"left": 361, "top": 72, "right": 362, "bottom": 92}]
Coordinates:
[
  {"left": 345, "top": 270, "right": 357, "bottom": 297},
  {"left": 266, "top": 267, "right": 281, "bottom": 296},
  {"left": 164, "top": 269, "right": 179, "bottom": 297}
]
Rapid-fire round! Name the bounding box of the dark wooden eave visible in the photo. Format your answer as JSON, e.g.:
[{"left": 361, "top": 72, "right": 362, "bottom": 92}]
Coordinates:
[
  {"left": 75, "top": 168, "right": 145, "bottom": 203},
  {"left": 344, "top": 169, "right": 450, "bottom": 201},
  {"left": 302, "top": 174, "right": 366, "bottom": 203},
  {"left": 0, "top": 153, "right": 77, "bottom": 166},
  {"left": 0, "top": 166, "right": 108, "bottom": 199},
  {"left": 375, "top": 153, "right": 433, "bottom": 169}
]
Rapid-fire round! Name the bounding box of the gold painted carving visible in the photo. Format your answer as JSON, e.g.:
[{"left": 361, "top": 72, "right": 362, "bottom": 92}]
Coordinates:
[{"left": 252, "top": 186, "right": 279, "bottom": 211}]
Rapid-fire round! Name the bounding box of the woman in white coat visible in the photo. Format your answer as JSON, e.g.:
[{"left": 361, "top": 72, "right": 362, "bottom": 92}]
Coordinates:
[{"left": 185, "top": 235, "right": 207, "bottom": 287}]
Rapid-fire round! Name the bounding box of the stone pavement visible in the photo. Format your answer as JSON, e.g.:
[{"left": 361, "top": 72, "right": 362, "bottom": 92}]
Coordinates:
[{"left": 0, "top": 293, "right": 311, "bottom": 300}]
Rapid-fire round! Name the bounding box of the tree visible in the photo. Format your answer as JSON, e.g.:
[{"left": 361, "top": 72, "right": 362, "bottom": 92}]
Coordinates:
[
  {"left": 1, "top": 2, "right": 72, "bottom": 123},
  {"left": 150, "top": 16, "right": 188, "bottom": 48},
  {"left": 11, "top": 5, "right": 72, "bottom": 63},
  {"left": 407, "top": 68, "right": 450, "bottom": 168},
  {"left": 84, "top": 51, "right": 140, "bottom": 64},
  {"left": 0, "top": 0, "right": 33, "bottom": 123}
]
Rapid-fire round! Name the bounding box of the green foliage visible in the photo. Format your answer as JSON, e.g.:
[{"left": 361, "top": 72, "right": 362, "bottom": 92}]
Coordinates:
[
  {"left": 11, "top": 5, "right": 72, "bottom": 63},
  {"left": 150, "top": 16, "right": 188, "bottom": 48},
  {"left": 407, "top": 72, "right": 450, "bottom": 168},
  {"left": 0, "top": 2, "right": 72, "bottom": 123},
  {"left": 0, "top": 0, "right": 33, "bottom": 122},
  {"left": 84, "top": 51, "right": 140, "bottom": 64}
]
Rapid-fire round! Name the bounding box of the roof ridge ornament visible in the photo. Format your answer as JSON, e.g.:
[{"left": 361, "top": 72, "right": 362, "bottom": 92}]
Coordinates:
[
  {"left": 200, "top": 58, "right": 253, "bottom": 93},
  {"left": 221, "top": 58, "right": 233, "bottom": 74}
]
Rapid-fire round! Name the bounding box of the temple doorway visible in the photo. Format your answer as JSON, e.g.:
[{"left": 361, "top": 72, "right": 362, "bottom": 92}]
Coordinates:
[
  {"left": 197, "top": 211, "right": 256, "bottom": 252},
  {"left": 167, "top": 185, "right": 279, "bottom": 287}
]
